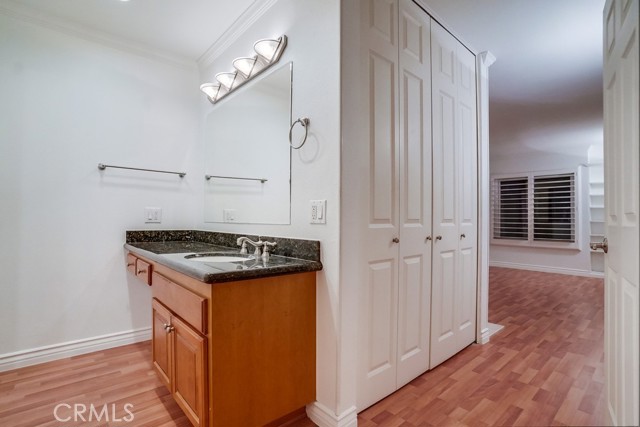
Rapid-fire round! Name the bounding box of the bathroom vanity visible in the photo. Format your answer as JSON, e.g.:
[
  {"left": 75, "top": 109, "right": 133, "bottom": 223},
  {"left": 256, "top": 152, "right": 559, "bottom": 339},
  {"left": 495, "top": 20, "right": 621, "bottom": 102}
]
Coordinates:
[{"left": 125, "top": 231, "right": 321, "bottom": 427}]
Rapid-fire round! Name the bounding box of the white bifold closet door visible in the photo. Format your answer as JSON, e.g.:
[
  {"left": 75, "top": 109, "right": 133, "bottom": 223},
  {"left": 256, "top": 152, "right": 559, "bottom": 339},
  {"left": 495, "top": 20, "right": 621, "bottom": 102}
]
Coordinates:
[
  {"left": 430, "top": 21, "right": 478, "bottom": 369},
  {"left": 356, "top": 0, "right": 432, "bottom": 410}
]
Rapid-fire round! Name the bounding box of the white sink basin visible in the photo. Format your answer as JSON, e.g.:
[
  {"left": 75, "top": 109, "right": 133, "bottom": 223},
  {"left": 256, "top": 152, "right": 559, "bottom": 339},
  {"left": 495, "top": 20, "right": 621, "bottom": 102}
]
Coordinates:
[
  {"left": 189, "top": 256, "right": 250, "bottom": 263},
  {"left": 184, "top": 253, "right": 254, "bottom": 263}
]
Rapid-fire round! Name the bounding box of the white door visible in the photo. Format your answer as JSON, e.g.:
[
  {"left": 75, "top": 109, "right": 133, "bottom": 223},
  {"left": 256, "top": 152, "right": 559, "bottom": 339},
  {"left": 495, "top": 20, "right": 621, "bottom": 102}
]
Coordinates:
[
  {"left": 357, "top": 0, "right": 434, "bottom": 409},
  {"left": 602, "top": 1, "right": 639, "bottom": 425},
  {"left": 430, "top": 21, "right": 478, "bottom": 369},
  {"left": 396, "top": 0, "right": 432, "bottom": 388},
  {"left": 455, "top": 43, "right": 479, "bottom": 354},
  {"left": 357, "top": 0, "right": 401, "bottom": 409}
]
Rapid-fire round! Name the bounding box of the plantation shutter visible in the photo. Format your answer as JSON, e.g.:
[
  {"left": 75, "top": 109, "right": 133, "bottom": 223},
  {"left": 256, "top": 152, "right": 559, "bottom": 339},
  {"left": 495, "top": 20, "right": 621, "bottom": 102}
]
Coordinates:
[
  {"left": 492, "top": 177, "right": 529, "bottom": 240},
  {"left": 533, "top": 173, "right": 575, "bottom": 242}
]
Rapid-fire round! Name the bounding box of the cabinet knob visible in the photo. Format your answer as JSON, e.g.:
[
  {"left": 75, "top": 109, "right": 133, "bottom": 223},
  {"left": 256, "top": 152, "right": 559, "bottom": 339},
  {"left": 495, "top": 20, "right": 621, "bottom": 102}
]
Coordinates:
[
  {"left": 137, "top": 269, "right": 147, "bottom": 274},
  {"left": 425, "top": 235, "right": 432, "bottom": 242},
  {"left": 163, "top": 324, "right": 174, "bottom": 333},
  {"left": 127, "top": 262, "right": 134, "bottom": 267},
  {"left": 460, "top": 233, "right": 466, "bottom": 239},
  {"left": 392, "top": 237, "right": 400, "bottom": 244},
  {"left": 435, "top": 235, "right": 442, "bottom": 241}
]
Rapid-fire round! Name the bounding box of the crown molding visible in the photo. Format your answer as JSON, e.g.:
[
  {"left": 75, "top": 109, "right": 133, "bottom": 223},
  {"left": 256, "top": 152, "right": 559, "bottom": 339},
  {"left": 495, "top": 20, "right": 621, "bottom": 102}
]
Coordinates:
[
  {"left": 197, "top": 0, "right": 279, "bottom": 69},
  {"left": 0, "top": 0, "right": 196, "bottom": 70}
]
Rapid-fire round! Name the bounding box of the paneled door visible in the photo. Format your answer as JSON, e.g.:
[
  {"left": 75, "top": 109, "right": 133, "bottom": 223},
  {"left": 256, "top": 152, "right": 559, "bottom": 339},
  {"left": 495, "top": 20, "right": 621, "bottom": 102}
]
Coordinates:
[
  {"left": 396, "top": 0, "right": 432, "bottom": 388},
  {"left": 356, "top": 0, "right": 401, "bottom": 409},
  {"left": 357, "top": 0, "right": 432, "bottom": 409},
  {"left": 602, "top": 1, "right": 639, "bottom": 425},
  {"left": 430, "top": 21, "right": 478, "bottom": 369}
]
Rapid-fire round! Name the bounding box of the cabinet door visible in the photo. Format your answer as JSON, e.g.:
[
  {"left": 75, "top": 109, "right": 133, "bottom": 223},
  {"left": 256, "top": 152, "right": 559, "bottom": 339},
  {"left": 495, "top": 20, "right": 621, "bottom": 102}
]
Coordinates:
[
  {"left": 396, "top": 0, "right": 432, "bottom": 387},
  {"left": 172, "top": 316, "right": 207, "bottom": 427},
  {"left": 152, "top": 299, "right": 172, "bottom": 389}
]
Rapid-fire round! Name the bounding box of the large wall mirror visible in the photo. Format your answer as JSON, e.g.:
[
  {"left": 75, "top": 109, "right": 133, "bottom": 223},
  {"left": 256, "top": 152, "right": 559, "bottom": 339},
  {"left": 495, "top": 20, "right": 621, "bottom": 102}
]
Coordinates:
[{"left": 204, "top": 62, "right": 292, "bottom": 224}]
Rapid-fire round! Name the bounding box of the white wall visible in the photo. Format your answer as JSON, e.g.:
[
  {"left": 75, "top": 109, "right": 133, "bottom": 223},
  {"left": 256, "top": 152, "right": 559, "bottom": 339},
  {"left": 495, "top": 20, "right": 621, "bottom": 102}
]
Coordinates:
[
  {"left": 0, "top": 14, "right": 201, "bottom": 360},
  {"left": 490, "top": 149, "right": 595, "bottom": 275},
  {"left": 196, "top": 0, "right": 343, "bottom": 421}
]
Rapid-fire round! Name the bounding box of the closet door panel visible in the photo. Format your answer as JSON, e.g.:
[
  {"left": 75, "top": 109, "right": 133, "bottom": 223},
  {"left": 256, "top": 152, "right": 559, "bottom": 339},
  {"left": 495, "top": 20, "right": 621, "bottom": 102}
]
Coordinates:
[
  {"left": 364, "top": 260, "right": 398, "bottom": 378},
  {"left": 397, "top": 0, "right": 431, "bottom": 387},
  {"left": 370, "top": 54, "right": 398, "bottom": 225},
  {"left": 430, "top": 21, "right": 478, "bottom": 368},
  {"left": 357, "top": 0, "right": 400, "bottom": 410},
  {"left": 430, "top": 21, "right": 459, "bottom": 368},
  {"left": 456, "top": 46, "right": 478, "bottom": 351},
  {"left": 431, "top": 249, "right": 458, "bottom": 367}
]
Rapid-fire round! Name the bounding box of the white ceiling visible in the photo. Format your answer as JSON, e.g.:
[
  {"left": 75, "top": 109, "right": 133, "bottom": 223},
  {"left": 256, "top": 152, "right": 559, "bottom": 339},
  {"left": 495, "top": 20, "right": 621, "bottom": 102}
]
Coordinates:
[
  {"left": 3, "top": 0, "right": 257, "bottom": 62},
  {"left": 425, "top": 0, "right": 605, "bottom": 155},
  {"left": 4, "top": 0, "right": 605, "bottom": 155}
]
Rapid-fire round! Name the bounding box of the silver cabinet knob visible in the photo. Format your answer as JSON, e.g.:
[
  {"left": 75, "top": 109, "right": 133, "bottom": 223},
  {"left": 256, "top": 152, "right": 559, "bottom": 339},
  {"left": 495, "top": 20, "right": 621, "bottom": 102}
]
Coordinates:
[
  {"left": 392, "top": 237, "right": 400, "bottom": 243},
  {"left": 590, "top": 237, "right": 608, "bottom": 254}
]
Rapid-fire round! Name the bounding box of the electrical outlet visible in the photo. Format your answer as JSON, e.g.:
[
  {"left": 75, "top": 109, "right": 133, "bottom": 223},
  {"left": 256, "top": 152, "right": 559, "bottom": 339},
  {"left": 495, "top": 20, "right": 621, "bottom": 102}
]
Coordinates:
[
  {"left": 310, "top": 200, "right": 326, "bottom": 224},
  {"left": 144, "top": 207, "right": 162, "bottom": 223},
  {"left": 223, "top": 209, "right": 236, "bottom": 222}
]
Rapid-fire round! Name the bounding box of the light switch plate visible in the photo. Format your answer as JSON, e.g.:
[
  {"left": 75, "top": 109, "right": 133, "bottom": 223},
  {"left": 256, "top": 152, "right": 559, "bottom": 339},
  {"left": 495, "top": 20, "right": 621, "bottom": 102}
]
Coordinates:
[
  {"left": 310, "top": 200, "right": 326, "bottom": 224},
  {"left": 223, "top": 209, "right": 237, "bottom": 222},
  {"left": 145, "top": 207, "right": 162, "bottom": 223}
]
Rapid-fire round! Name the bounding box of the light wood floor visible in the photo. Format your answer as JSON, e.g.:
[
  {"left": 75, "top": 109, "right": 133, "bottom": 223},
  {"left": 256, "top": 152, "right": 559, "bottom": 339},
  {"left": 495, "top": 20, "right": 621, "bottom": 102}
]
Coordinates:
[
  {"left": 0, "top": 268, "right": 604, "bottom": 427},
  {"left": 358, "top": 267, "right": 605, "bottom": 427}
]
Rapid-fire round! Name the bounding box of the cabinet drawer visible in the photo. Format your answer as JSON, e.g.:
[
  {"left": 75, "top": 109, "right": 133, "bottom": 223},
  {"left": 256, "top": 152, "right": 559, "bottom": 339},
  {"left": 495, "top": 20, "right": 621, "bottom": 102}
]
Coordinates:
[
  {"left": 135, "top": 259, "right": 152, "bottom": 286},
  {"left": 152, "top": 272, "right": 207, "bottom": 334}
]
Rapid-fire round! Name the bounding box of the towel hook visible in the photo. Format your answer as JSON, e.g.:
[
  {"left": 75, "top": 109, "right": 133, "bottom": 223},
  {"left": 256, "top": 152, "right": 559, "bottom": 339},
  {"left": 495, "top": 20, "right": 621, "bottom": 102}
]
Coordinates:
[{"left": 289, "top": 117, "right": 310, "bottom": 149}]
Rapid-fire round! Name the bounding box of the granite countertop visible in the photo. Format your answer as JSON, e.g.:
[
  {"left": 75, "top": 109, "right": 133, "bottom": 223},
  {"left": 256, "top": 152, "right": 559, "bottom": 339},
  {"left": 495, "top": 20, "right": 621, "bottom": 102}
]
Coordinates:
[{"left": 125, "top": 231, "right": 322, "bottom": 284}]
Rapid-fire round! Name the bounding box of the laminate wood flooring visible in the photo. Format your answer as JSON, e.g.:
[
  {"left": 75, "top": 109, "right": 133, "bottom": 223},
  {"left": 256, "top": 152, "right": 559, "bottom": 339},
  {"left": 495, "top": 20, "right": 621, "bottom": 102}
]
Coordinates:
[
  {"left": 0, "top": 268, "right": 604, "bottom": 427},
  {"left": 358, "top": 267, "right": 605, "bottom": 427}
]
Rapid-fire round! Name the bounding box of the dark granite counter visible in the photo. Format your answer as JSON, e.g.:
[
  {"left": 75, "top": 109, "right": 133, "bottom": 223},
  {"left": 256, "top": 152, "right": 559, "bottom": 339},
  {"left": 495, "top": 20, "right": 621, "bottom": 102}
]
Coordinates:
[{"left": 125, "top": 230, "right": 322, "bottom": 284}]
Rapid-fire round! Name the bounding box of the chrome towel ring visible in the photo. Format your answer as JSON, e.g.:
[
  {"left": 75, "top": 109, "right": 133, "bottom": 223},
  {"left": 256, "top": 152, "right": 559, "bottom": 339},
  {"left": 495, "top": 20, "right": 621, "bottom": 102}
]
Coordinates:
[{"left": 289, "top": 117, "right": 310, "bottom": 149}]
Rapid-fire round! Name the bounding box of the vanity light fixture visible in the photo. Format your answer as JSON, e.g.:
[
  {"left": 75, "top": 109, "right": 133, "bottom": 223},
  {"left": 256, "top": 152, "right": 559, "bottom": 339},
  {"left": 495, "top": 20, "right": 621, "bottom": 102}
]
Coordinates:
[
  {"left": 215, "top": 71, "right": 240, "bottom": 90},
  {"left": 233, "top": 56, "right": 260, "bottom": 79},
  {"left": 254, "top": 37, "right": 285, "bottom": 62},
  {"left": 199, "top": 83, "right": 222, "bottom": 100},
  {"left": 200, "top": 35, "right": 287, "bottom": 104}
]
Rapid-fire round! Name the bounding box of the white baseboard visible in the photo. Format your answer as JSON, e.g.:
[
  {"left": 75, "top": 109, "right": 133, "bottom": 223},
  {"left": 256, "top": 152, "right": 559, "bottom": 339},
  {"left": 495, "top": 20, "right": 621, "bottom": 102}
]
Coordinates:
[
  {"left": 478, "top": 327, "right": 491, "bottom": 344},
  {"left": 489, "top": 261, "right": 604, "bottom": 278},
  {"left": 307, "top": 402, "right": 358, "bottom": 427},
  {"left": 0, "top": 327, "right": 151, "bottom": 372}
]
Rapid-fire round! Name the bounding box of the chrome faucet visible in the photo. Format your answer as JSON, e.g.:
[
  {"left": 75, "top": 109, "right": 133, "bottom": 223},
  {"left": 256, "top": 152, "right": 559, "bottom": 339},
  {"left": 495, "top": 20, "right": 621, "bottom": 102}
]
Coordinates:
[{"left": 236, "top": 236, "right": 277, "bottom": 261}]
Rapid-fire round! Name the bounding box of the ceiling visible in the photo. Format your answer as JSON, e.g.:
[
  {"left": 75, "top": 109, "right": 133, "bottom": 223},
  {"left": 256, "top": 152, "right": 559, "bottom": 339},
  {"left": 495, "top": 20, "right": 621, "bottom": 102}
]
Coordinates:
[
  {"left": 425, "top": 0, "right": 605, "bottom": 156},
  {"left": 4, "top": 0, "right": 605, "bottom": 156},
  {"left": 2, "top": 0, "right": 258, "bottom": 62}
]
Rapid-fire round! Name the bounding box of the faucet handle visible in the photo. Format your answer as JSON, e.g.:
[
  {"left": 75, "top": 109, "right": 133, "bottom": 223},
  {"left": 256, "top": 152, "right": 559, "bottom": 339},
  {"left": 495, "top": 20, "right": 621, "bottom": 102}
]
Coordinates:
[
  {"left": 261, "top": 241, "right": 277, "bottom": 260},
  {"left": 237, "top": 236, "right": 248, "bottom": 254}
]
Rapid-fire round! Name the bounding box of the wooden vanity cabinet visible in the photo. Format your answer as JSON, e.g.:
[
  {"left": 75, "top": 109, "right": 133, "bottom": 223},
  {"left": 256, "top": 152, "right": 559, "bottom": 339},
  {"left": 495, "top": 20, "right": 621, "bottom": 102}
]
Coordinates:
[
  {"left": 131, "top": 252, "right": 316, "bottom": 427},
  {"left": 152, "top": 275, "right": 208, "bottom": 427}
]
